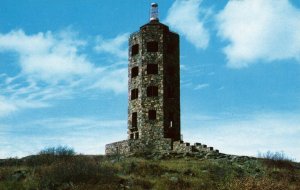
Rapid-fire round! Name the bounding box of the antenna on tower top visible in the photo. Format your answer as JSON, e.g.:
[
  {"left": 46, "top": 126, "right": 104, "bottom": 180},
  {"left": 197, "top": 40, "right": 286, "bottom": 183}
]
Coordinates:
[{"left": 150, "top": 3, "right": 159, "bottom": 21}]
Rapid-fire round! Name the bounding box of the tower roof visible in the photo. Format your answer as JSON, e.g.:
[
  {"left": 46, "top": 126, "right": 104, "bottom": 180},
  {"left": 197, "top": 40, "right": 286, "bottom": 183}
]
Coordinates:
[{"left": 140, "top": 19, "right": 169, "bottom": 31}]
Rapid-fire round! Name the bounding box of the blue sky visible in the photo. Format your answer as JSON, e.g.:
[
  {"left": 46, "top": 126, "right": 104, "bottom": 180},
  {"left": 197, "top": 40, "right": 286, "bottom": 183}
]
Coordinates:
[{"left": 0, "top": 0, "right": 300, "bottom": 160}]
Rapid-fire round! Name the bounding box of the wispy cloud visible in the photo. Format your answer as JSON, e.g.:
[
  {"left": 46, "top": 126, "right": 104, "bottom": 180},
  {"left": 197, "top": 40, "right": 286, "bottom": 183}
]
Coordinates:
[
  {"left": 183, "top": 112, "right": 300, "bottom": 160},
  {"left": 0, "top": 74, "right": 72, "bottom": 117},
  {"left": 216, "top": 0, "right": 300, "bottom": 68},
  {"left": 0, "top": 96, "right": 17, "bottom": 117},
  {"left": 0, "top": 30, "right": 93, "bottom": 82},
  {"left": 0, "top": 30, "right": 128, "bottom": 117},
  {"left": 194, "top": 83, "right": 209, "bottom": 90},
  {"left": 0, "top": 117, "right": 127, "bottom": 158},
  {"left": 165, "top": 0, "right": 210, "bottom": 49},
  {"left": 95, "top": 33, "right": 129, "bottom": 60},
  {"left": 87, "top": 68, "right": 127, "bottom": 94}
]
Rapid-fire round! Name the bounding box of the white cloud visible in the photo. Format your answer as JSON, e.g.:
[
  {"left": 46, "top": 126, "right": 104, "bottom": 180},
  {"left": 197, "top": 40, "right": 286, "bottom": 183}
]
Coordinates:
[
  {"left": 0, "top": 96, "right": 17, "bottom": 117},
  {"left": 165, "top": 0, "right": 210, "bottom": 49},
  {"left": 0, "top": 75, "right": 69, "bottom": 117},
  {"left": 88, "top": 68, "right": 127, "bottom": 94},
  {"left": 95, "top": 33, "right": 129, "bottom": 59},
  {"left": 0, "top": 117, "right": 127, "bottom": 158},
  {"left": 0, "top": 30, "right": 94, "bottom": 82},
  {"left": 32, "top": 117, "right": 126, "bottom": 130},
  {"left": 183, "top": 112, "right": 300, "bottom": 161},
  {"left": 194, "top": 83, "right": 209, "bottom": 90},
  {"left": 0, "top": 30, "right": 129, "bottom": 116},
  {"left": 217, "top": 0, "right": 300, "bottom": 68}
]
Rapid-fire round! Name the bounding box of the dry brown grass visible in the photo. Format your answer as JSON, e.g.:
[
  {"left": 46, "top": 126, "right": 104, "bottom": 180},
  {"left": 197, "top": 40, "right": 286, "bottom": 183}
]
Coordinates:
[{"left": 0, "top": 154, "right": 299, "bottom": 190}]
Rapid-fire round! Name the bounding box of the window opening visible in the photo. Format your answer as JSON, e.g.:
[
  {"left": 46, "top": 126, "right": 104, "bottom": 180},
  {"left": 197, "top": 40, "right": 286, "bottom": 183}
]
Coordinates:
[
  {"left": 169, "top": 112, "right": 174, "bottom": 128},
  {"left": 131, "top": 44, "right": 139, "bottom": 56},
  {"left": 134, "top": 132, "right": 139, "bottom": 139},
  {"left": 147, "top": 41, "right": 158, "bottom": 52},
  {"left": 147, "top": 64, "right": 158, "bottom": 74},
  {"left": 130, "top": 133, "right": 134, "bottom": 139},
  {"left": 148, "top": 110, "right": 157, "bottom": 120},
  {"left": 131, "top": 66, "right": 138, "bottom": 78},
  {"left": 147, "top": 86, "right": 158, "bottom": 97},
  {"left": 131, "top": 89, "right": 138, "bottom": 100},
  {"left": 132, "top": 112, "right": 137, "bottom": 128}
]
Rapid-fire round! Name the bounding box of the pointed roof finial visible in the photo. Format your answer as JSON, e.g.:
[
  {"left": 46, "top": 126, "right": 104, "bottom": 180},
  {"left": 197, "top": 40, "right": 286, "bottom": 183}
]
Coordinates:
[{"left": 150, "top": 3, "right": 159, "bottom": 21}]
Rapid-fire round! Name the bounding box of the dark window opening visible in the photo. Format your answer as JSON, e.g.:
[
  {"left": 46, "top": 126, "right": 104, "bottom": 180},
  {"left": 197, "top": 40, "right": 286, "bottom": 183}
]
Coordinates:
[
  {"left": 131, "top": 44, "right": 139, "bottom": 56},
  {"left": 130, "top": 133, "right": 134, "bottom": 139},
  {"left": 131, "top": 66, "right": 138, "bottom": 78},
  {"left": 147, "top": 64, "right": 158, "bottom": 75},
  {"left": 147, "top": 86, "right": 158, "bottom": 97},
  {"left": 147, "top": 41, "right": 158, "bottom": 52},
  {"left": 169, "top": 113, "right": 174, "bottom": 128},
  {"left": 132, "top": 112, "right": 137, "bottom": 128},
  {"left": 134, "top": 132, "right": 139, "bottom": 139},
  {"left": 148, "top": 110, "right": 156, "bottom": 120},
  {"left": 131, "top": 89, "right": 138, "bottom": 100}
]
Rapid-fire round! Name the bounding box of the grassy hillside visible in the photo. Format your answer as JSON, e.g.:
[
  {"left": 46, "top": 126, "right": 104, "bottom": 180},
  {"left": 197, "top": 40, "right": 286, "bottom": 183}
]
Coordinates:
[{"left": 0, "top": 153, "right": 299, "bottom": 190}]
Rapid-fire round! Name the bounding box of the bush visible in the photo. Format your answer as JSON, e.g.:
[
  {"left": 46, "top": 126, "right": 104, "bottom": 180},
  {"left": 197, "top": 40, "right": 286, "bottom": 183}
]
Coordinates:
[
  {"left": 0, "top": 158, "right": 21, "bottom": 167},
  {"left": 121, "top": 160, "right": 167, "bottom": 177},
  {"left": 229, "top": 176, "right": 291, "bottom": 190},
  {"left": 39, "top": 156, "right": 118, "bottom": 188},
  {"left": 39, "top": 146, "right": 75, "bottom": 156},
  {"left": 21, "top": 146, "right": 77, "bottom": 166},
  {"left": 258, "top": 151, "right": 295, "bottom": 169},
  {"left": 258, "top": 151, "right": 294, "bottom": 162},
  {"left": 155, "top": 177, "right": 190, "bottom": 190}
]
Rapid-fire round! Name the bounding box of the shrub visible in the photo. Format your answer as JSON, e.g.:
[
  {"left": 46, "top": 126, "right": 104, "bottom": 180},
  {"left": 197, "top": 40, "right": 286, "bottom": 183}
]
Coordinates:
[
  {"left": 22, "top": 146, "right": 76, "bottom": 166},
  {"left": 39, "top": 156, "right": 118, "bottom": 188},
  {"left": 229, "top": 176, "right": 291, "bottom": 190},
  {"left": 155, "top": 177, "right": 190, "bottom": 190},
  {"left": 258, "top": 151, "right": 294, "bottom": 162},
  {"left": 39, "top": 146, "right": 75, "bottom": 156},
  {"left": 258, "top": 151, "right": 295, "bottom": 169},
  {"left": 0, "top": 158, "right": 21, "bottom": 167},
  {"left": 121, "top": 160, "right": 166, "bottom": 177}
]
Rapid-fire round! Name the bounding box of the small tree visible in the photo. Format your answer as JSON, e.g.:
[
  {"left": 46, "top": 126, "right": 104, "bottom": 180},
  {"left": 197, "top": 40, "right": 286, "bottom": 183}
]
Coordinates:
[
  {"left": 39, "top": 145, "right": 76, "bottom": 156},
  {"left": 257, "top": 151, "right": 295, "bottom": 169},
  {"left": 257, "top": 151, "right": 293, "bottom": 161}
]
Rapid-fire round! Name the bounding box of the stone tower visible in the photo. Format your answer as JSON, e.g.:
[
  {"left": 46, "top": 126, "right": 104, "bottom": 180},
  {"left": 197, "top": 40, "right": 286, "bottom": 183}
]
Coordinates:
[
  {"left": 128, "top": 3, "right": 180, "bottom": 143},
  {"left": 105, "top": 3, "right": 218, "bottom": 156}
]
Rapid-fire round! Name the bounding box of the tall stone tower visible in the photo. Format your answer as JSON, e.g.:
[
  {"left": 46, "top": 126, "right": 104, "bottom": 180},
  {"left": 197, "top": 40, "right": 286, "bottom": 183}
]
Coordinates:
[
  {"left": 105, "top": 3, "right": 218, "bottom": 155},
  {"left": 128, "top": 3, "right": 180, "bottom": 142}
]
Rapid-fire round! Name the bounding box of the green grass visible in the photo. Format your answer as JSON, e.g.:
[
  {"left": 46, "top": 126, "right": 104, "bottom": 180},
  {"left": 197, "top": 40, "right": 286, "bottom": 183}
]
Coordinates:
[{"left": 0, "top": 154, "right": 299, "bottom": 190}]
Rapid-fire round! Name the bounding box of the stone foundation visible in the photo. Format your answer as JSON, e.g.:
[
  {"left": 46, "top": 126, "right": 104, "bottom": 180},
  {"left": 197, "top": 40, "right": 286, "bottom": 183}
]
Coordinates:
[{"left": 105, "top": 138, "right": 218, "bottom": 156}]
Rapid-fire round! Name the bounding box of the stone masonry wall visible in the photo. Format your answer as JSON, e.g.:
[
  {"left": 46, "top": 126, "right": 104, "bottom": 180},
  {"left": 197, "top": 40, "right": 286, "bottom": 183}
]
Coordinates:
[
  {"left": 105, "top": 138, "right": 173, "bottom": 156},
  {"left": 128, "top": 21, "right": 181, "bottom": 142},
  {"left": 105, "top": 20, "right": 219, "bottom": 156},
  {"left": 106, "top": 139, "right": 218, "bottom": 156}
]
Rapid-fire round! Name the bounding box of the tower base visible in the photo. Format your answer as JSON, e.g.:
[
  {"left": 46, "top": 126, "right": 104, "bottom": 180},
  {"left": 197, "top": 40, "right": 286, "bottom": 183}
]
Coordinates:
[{"left": 105, "top": 138, "right": 219, "bottom": 156}]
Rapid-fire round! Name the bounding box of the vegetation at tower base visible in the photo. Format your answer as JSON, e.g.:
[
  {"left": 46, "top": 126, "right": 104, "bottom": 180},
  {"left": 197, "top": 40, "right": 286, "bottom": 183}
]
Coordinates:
[{"left": 1, "top": 148, "right": 300, "bottom": 190}]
